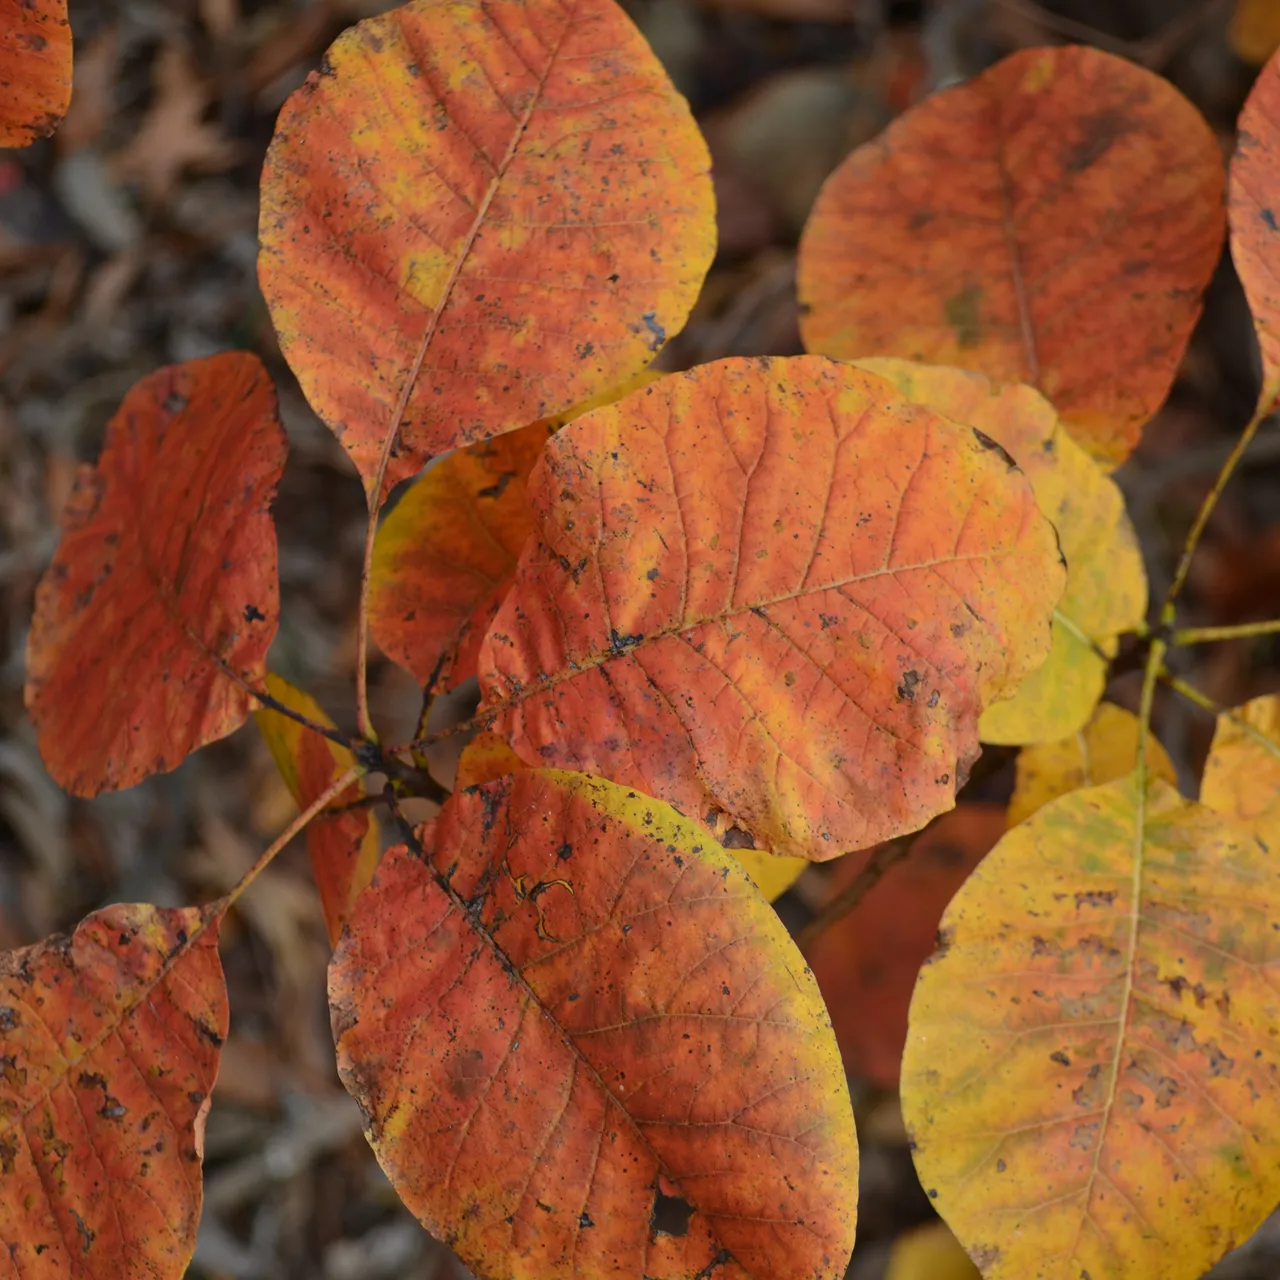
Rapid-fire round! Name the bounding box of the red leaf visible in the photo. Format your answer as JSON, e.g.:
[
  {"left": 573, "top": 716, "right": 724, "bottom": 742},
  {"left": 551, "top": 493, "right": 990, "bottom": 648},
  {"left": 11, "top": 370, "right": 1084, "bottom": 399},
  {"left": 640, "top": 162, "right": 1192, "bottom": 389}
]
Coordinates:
[
  {"left": 26, "top": 353, "right": 286, "bottom": 796},
  {"left": 0, "top": 904, "right": 227, "bottom": 1278},
  {"left": 0, "top": 0, "right": 72, "bottom": 148}
]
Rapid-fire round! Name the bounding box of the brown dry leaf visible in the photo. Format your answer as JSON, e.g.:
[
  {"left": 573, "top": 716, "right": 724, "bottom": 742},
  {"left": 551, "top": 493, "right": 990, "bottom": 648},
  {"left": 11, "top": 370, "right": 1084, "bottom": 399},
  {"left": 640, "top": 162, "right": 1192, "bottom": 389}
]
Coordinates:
[{"left": 111, "top": 43, "right": 239, "bottom": 203}]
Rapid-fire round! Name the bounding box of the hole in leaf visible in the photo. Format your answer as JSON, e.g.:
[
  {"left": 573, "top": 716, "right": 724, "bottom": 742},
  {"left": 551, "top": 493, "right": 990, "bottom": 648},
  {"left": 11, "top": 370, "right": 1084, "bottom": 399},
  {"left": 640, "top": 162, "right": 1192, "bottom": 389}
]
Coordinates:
[{"left": 651, "top": 1189, "right": 693, "bottom": 1238}]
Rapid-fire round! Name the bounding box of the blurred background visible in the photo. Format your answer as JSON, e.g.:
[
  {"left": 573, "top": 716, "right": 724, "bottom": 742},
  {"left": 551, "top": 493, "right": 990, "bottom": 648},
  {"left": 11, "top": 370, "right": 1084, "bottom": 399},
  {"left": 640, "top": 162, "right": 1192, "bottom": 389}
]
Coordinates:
[{"left": 3, "top": 0, "right": 1280, "bottom": 1275}]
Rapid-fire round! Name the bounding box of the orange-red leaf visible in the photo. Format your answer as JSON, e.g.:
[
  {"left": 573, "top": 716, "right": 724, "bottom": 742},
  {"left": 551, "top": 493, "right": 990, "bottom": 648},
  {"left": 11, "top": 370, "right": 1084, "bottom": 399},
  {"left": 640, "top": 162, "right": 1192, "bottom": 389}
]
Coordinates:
[
  {"left": 370, "top": 422, "right": 553, "bottom": 693},
  {"left": 330, "top": 768, "right": 857, "bottom": 1280},
  {"left": 0, "top": 903, "right": 227, "bottom": 1279},
  {"left": 258, "top": 0, "right": 715, "bottom": 496},
  {"left": 1231, "top": 49, "right": 1280, "bottom": 411},
  {"left": 478, "top": 356, "right": 1064, "bottom": 860},
  {"left": 26, "top": 353, "right": 286, "bottom": 797},
  {"left": 808, "top": 805, "right": 1004, "bottom": 1087},
  {"left": 0, "top": 0, "right": 72, "bottom": 148},
  {"left": 254, "top": 674, "right": 380, "bottom": 946},
  {"left": 797, "top": 45, "right": 1225, "bottom": 466}
]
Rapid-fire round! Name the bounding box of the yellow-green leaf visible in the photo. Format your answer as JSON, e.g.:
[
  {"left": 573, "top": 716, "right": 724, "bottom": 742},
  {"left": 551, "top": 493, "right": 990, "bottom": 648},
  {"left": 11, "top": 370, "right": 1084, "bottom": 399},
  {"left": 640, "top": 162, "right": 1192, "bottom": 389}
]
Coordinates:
[
  {"left": 903, "top": 774, "right": 1280, "bottom": 1280},
  {"left": 853, "top": 360, "right": 1145, "bottom": 744},
  {"left": 1007, "top": 702, "right": 1178, "bottom": 828},
  {"left": 1201, "top": 693, "right": 1280, "bottom": 850}
]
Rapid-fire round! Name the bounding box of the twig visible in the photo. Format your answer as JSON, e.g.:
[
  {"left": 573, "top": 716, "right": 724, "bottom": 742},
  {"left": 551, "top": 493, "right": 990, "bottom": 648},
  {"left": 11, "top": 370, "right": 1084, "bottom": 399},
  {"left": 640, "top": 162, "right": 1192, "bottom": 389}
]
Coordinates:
[
  {"left": 1172, "top": 619, "right": 1280, "bottom": 646},
  {"left": 221, "top": 766, "right": 360, "bottom": 910},
  {"left": 796, "top": 834, "right": 914, "bottom": 953}
]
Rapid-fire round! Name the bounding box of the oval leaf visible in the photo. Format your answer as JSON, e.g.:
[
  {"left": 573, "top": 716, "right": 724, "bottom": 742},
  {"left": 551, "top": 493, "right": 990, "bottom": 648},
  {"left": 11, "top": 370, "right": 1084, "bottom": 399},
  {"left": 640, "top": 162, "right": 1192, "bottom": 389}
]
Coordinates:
[
  {"left": 371, "top": 422, "right": 553, "bottom": 693},
  {"left": 258, "top": 0, "right": 715, "bottom": 495},
  {"left": 0, "top": 903, "right": 227, "bottom": 1279},
  {"left": 1007, "top": 702, "right": 1177, "bottom": 829},
  {"left": 330, "top": 768, "right": 857, "bottom": 1280},
  {"left": 26, "top": 353, "right": 286, "bottom": 796},
  {"left": 478, "top": 356, "right": 1064, "bottom": 860},
  {"left": 808, "top": 804, "right": 1005, "bottom": 1088},
  {"left": 1201, "top": 693, "right": 1280, "bottom": 848},
  {"left": 254, "top": 673, "right": 381, "bottom": 945},
  {"left": 903, "top": 775, "right": 1280, "bottom": 1280},
  {"left": 798, "top": 46, "right": 1225, "bottom": 466},
  {"left": 0, "top": 0, "right": 72, "bottom": 147},
  {"left": 853, "top": 360, "right": 1145, "bottom": 743},
  {"left": 1231, "top": 50, "right": 1280, "bottom": 412}
]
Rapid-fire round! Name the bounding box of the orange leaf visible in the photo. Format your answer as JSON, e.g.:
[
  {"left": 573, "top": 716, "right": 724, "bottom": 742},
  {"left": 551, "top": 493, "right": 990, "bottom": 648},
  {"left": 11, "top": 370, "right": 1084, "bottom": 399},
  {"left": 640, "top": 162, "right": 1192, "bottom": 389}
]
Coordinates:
[
  {"left": 798, "top": 45, "right": 1225, "bottom": 467},
  {"left": 330, "top": 768, "right": 857, "bottom": 1280},
  {"left": 1230, "top": 0, "right": 1280, "bottom": 65},
  {"left": 0, "top": 0, "right": 72, "bottom": 148},
  {"left": 370, "top": 422, "right": 553, "bottom": 693},
  {"left": 478, "top": 356, "right": 1064, "bottom": 860},
  {"left": 902, "top": 776, "right": 1280, "bottom": 1280},
  {"left": 26, "top": 353, "right": 286, "bottom": 797},
  {"left": 1231, "top": 50, "right": 1280, "bottom": 412},
  {"left": 253, "top": 673, "right": 380, "bottom": 946},
  {"left": 808, "top": 805, "right": 1004, "bottom": 1087},
  {"left": 258, "top": 0, "right": 715, "bottom": 496},
  {"left": 0, "top": 903, "right": 227, "bottom": 1278},
  {"left": 453, "top": 728, "right": 530, "bottom": 789}
]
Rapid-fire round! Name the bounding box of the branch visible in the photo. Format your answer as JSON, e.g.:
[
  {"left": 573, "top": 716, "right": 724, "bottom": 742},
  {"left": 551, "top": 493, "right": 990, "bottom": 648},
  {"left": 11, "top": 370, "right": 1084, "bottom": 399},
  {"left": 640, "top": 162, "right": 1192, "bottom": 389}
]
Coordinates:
[
  {"left": 1172, "top": 619, "right": 1280, "bottom": 646},
  {"left": 795, "top": 834, "right": 914, "bottom": 954}
]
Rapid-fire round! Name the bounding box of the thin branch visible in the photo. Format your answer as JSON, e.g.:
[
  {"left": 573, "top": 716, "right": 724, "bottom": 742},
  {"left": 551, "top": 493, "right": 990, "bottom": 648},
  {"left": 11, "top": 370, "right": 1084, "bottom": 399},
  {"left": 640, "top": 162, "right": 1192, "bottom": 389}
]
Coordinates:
[
  {"left": 1163, "top": 405, "right": 1270, "bottom": 621},
  {"left": 220, "top": 765, "right": 361, "bottom": 910},
  {"left": 211, "top": 652, "right": 357, "bottom": 753},
  {"left": 1161, "top": 671, "right": 1280, "bottom": 761},
  {"left": 796, "top": 834, "right": 914, "bottom": 954},
  {"left": 1172, "top": 619, "right": 1280, "bottom": 646}
]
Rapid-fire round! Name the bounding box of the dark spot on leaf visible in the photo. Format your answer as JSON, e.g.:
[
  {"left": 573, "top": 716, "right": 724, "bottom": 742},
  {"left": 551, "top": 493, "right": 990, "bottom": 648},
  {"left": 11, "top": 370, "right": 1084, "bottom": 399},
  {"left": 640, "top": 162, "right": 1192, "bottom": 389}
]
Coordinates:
[
  {"left": 651, "top": 1190, "right": 693, "bottom": 1238},
  {"left": 640, "top": 312, "right": 666, "bottom": 353},
  {"left": 243, "top": 603, "right": 266, "bottom": 623},
  {"left": 1264, "top": 208, "right": 1279, "bottom": 231},
  {"left": 1050, "top": 1050, "right": 1070, "bottom": 1067},
  {"left": 971, "top": 429, "right": 1017, "bottom": 469},
  {"left": 944, "top": 283, "right": 983, "bottom": 347},
  {"left": 897, "top": 670, "right": 921, "bottom": 702}
]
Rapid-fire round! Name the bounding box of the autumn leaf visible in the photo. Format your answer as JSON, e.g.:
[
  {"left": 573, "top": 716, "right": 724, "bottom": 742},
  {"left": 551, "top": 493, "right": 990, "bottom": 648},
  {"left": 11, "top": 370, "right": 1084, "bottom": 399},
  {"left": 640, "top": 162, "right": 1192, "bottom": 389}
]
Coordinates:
[
  {"left": 0, "top": 0, "right": 72, "bottom": 148},
  {"left": 808, "top": 805, "right": 1004, "bottom": 1088},
  {"left": 902, "top": 775, "right": 1280, "bottom": 1280},
  {"left": 853, "top": 360, "right": 1144, "bottom": 743},
  {"left": 1231, "top": 49, "right": 1280, "bottom": 412},
  {"left": 330, "top": 768, "right": 857, "bottom": 1280},
  {"left": 258, "top": 0, "right": 715, "bottom": 496},
  {"left": 478, "top": 355, "right": 1064, "bottom": 861},
  {"left": 370, "top": 422, "right": 553, "bottom": 694},
  {"left": 0, "top": 903, "right": 227, "bottom": 1279},
  {"left": 254, "top": 673, "right": 380, "bottom": 946},
  {"left": 1230, "top": 0, "right": 1280, "bottom": 65},
  {"left": 886, "top": 1222, "right": 980, "bottom": 1280},
  {"left": 452, "top": 731, "right": 807, "bottom": 900},
  {"left": 798, "top": 46, "right": 1225, "bottom": 467},
  {"left": 1200, "top": 693, "right": 1280, "bottom": 849},
  {"left": 26, "top": 353, "right": 286, "bottom": 797},
  {"left": 1007, "top": 702, "right": 1177, "bottom": 829}
]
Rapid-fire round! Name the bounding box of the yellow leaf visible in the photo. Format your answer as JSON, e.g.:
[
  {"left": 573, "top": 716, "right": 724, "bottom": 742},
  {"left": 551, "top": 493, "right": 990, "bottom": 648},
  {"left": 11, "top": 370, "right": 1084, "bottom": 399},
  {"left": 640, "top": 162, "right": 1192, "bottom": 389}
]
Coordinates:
[
  {"left": 886, "top": 1222, "right": 980, "bottom": 1280},
  {"left": 1007, "top": 702, "right": 1178, "bottom": 828},
  {"left": 854, "top": 360, "right": 1146, "bottom": 745},
  {"left": 1201, "top": 693, "right": 1280, "bottom": 849},
  {"left": 730, "top": 846, "right": 810, "bottom": 902},
  {"left": 1230, "top": 0, "right": 1280, "bottom": 64},
  {"left": 903, "top": 774, "right": 1280, "bottom": 1280}
]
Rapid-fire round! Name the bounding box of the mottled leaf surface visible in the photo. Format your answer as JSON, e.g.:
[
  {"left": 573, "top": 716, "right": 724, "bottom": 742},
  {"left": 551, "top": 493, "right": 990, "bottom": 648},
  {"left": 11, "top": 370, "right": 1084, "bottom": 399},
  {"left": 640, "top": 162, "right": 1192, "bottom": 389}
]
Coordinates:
[
  {"left": 903, "top": 776, "right": 1280, "bottom": 1280},
  {"left": 0, "top": 904, "right": 227, "bottom": 1279},
  {"left": 1201, "top": 693, "right": 1280, "bottom": 849},
  {"left": 254, "top": 673, "right": 380, "bottom": 945},
  {"left": 854, "top": 360, "right": 1144, "bottom": 743},
  {"left": 330, "top": 768, "right": 857, "bottom": 1280},
  {"left": 809, "top": 805, "right": 1004, "bottom": 1087},
  {"left": 799, "top": 46, "right": 1225, "bottom": 466},
  {"left": 479, "top": 356, "right": 1063, "bottom": 860},
  {"left": 0, "top": 0, "right": 72, "bottom": 147},
  {"left": 1007, "top": 702, "right": 1177, "bottom": 829},
  {"left": 1231, "top": 51, "right": 1280, "bottom": 411},
  {"left": 259, "top": 0, "right": 715, "bottom": 494},
  {"left": 26, "top": 353, "right": 286, "bottom": 796}
]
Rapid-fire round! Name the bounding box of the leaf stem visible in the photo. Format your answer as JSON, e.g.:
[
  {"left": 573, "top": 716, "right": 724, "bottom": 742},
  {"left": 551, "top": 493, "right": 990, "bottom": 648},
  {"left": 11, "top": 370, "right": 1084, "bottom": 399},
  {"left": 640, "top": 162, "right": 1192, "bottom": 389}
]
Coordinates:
[
  {"left": 796, "top": 834, "right": 914, "bottom": 954},
  {"left": 221, "top": 765, "right": 360, "bottom": 910},
  {"left": 1171, "top": 619, "right": 1280, "bottom": 645},
  {"left": 1162, "top": 405, "right": 1268, "bottom": 622}
]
